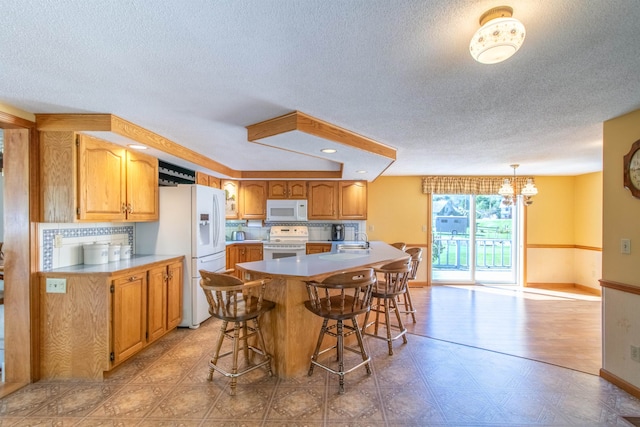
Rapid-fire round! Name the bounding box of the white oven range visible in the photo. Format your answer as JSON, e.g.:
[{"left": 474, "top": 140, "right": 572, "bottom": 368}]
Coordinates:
[{"left": 263, "top": 225, "right": 309, "bottom": 260}]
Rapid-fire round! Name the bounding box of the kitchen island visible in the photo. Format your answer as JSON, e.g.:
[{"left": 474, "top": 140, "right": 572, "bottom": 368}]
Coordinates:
[{"left": 236, "top": 241, "right": 407, "bottom": 378}]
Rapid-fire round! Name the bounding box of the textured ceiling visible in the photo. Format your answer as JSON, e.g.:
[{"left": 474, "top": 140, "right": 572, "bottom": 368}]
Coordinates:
[{"left": 2, "top": 0, "right": 640, "bottom": 179}]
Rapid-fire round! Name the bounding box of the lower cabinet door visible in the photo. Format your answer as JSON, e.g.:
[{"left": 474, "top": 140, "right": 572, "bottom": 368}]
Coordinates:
[
  {"left": 112, "top": 273, "right": 146, "bottom": 365},
  {"left": 166, "top": 261, "right": 184, "bottom": 330},
  {"left": 147, "top": 265, "right": 168, "bottom": 343}
]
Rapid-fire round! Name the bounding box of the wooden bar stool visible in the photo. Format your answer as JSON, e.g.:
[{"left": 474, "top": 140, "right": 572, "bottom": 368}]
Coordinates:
[
  {"left": 390, "top": 242, "right": 406, "bottom": 251},
  {"left": 362, "top": 258, "right": 411, "bottom": 355},
  {"left": 398, "top": 247, "right": 422, "bottom": 323},
  {"left": 304, "top": 268, "right": 375, "bottom": 394},
  {"left": 199, "top": 270, "right": 275, "bottom": 395}
]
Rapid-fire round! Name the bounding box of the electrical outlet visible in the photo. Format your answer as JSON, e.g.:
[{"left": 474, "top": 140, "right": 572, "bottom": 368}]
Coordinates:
[
  {"left": 631, "top": 345, "right": 640, "bottom": 362},
  {"left": 621, "top": 238, "right": 631, "bottom": 254},
  {"left": 54, "top": 234, "right": 63, "bottom": 248},
  {"left": 46, "top": 278, "right": 67, "bottom": 294}
]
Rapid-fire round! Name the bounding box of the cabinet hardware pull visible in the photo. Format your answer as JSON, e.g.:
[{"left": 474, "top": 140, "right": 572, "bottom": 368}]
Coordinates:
[
  {"left": 129, "top": 276, "right": 136, "bottom": 281},
  {"left": 121, "top": 203, "right": 127, "bottom": 213},
  {"left": 127, "top": 203, "right": 133, "bottom": 213}
]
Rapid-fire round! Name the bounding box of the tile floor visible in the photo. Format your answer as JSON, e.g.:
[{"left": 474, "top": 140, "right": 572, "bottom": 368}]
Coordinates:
[{"left": 1, "top": 286, "right": 640, "bottom": 426}]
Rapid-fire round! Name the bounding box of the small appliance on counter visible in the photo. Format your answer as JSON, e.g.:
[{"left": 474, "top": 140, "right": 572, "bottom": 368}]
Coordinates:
[
  {"left": 331, "top": 224, "right": 345, "bottom": 241},
  {"left": 83, "top": 243, "right": 109, "bottom": 265},
  {"left": 108, "top": 244, "right": 121, "bottom": 262},
  {"left": 120, "top": 244, "right": 132, "bottom": 260},
  {"left": 231, "top": 231, "right": 246, "bottom": 241}
]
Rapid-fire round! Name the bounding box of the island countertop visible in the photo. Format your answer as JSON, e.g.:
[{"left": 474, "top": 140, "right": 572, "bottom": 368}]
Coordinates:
[{"left": 236, "top": 241, "right": 407, "bottom": 279}]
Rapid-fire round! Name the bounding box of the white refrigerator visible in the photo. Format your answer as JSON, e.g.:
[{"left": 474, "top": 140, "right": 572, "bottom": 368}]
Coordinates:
[{"left": 136, "top": 184, "right": 226, "bottom": 328}]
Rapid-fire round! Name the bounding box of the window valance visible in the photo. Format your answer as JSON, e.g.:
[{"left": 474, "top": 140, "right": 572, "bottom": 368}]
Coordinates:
[{"left": 421, "top": 176, "right": 531, "bottom": 195}]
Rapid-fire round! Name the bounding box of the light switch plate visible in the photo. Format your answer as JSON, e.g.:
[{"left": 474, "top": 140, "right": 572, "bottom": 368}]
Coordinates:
[
  {"left": 621, "top": 238, "right": 631, "bottom": 254},
  {"left": 46, "top": 278, "right": 67, "bottom": 293}
]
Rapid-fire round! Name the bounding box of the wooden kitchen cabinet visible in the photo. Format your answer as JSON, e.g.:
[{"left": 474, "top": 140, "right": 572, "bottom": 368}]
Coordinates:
[
  {"left": 39, "top": 132, "right": 158, "bottom": 222},
  {"left": 222, "top": 180, "right": 239, "bottom": 219},
  {"left": 196, "top": 171, "right": 221, "bottom": 189},
  {"left": 126, "top": 149, "right": 160, "bottom": 221},
  {"left": 339, "top": 181, "right": 368, "bottom": 219},
  {"left": 147, "top": 260, "right": 183, "bottom": 344},
  {"left": 268, "top": 181, "right": 307, "bottom": 199},
  {"left": 306, "top": 243, "right": 332, "bottom": 254},
  {"left": 209, "top": 176, "right": 221, "bottom": 189},
  {"left": 166, "top": 261, "right": 184, "bottom": 331},
  {"left": 226, "top": 243, "right": 263, "bottom": 278},
  {"left": 308, "top": 180, "right": 367, "bottom": 220},
  {"left": 112, "top": 271, "right": 147, "bottom": 365},
  {"left": 308, "top": 181, "right": 339, "bottom": 219},
  {"left": 240, "top": 181, "right": 268, "bottom": 219},
  {"left": 39, "top": 256, "right": 184, "bottom": 380},
  {"left": 196, "top": 171, "right": 209, "bottom": 185}
]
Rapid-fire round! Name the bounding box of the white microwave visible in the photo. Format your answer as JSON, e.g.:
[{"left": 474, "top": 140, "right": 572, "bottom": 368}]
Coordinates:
[{"left": 266, "top": 199, "right": 308, "bottom": 222}]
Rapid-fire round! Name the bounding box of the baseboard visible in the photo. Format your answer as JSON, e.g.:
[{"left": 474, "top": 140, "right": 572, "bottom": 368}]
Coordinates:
[
  {"left": 600, "top": 368, "right": 640, "bottom": 400},
  {"left": 408, "top": 281, "right": 428, "bottom": 287},
  {"left": 526, "top": 282, "right": 601, "bottom": 296}
]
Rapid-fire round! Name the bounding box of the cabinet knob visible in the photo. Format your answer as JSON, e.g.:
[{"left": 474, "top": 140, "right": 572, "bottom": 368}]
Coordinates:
[
  {"left": 129, "top": 276, "right": 137, "bottom": 281},
  {"left": 127, "top": 203, "right": 133, "bottom": 213},
  {"left": 121, "top": 203, "right": 127, "bottom": 213}
]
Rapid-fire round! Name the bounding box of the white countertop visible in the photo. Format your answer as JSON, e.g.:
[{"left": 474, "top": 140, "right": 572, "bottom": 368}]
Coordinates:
[
  {"left": 236, "top": 241, "right": 407, "bottom": 279},
  {"left": 41, "top": 254, "right": 184, "bottom": 275}
]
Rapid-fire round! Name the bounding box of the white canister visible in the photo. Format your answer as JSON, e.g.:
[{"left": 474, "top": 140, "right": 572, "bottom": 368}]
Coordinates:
[
  {"left": 83, "top": 243, "right": 109, "bottom": 265},
  {"left": 108, "top": 244, "right": 121, "bottom": 262},
  {"left": 120, "top": 244, "right": 132, "bottom": 260}
]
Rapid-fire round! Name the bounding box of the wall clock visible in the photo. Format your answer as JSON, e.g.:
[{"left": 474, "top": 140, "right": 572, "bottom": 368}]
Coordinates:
[{"left": 623, "top": 138, "right": 640, "bottom": 198}]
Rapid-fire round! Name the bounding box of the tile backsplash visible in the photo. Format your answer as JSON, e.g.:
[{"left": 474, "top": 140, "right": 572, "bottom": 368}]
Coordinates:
[
  {"left": 39, "top": 223, "right": 133, "bottom": 271},
  {"left": 225, "top": 220, "right": 364, "bottom": 242}
]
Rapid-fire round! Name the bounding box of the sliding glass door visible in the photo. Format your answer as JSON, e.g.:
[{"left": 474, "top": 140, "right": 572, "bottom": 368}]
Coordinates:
[{"left": 431, "top": 194, "right": 519, "bottom": 284}]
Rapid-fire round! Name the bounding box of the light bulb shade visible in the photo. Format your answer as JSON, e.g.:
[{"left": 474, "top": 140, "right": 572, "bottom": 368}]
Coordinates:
[
  {"left": 469, "top": 16, "right": 526, "bottom": 64},
  {"left": 498, "top": 179, "right": 514, "bottom": 197},
  {"left": 521, "top": 179, "right": 538, "bottom": 197}
]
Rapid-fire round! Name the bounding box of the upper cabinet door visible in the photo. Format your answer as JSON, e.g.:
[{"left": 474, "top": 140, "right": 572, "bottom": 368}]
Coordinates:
[
  {"left": 126, "top": 150, "right": 159, "bottom": 221},
  {"left": 308, "top": 181, "right": 338, "bottom": 219},
  {"left": 268, "top": 181, "right": 307, "bottom": 199},
  {"left": 222, "top": 180, "right": 239, "bottom": 219},
  {"left": 240, "top": 181, "right": 267, "bottom": 219},
  {"left": 288, "top": 181, "right": 307, "bottom": 199},
  {"left": 267, "top": 181, "right": 288, "bottom": 199},
  {"left": 339, "top": 181, "right": 367, "bottom": 220},
  {"left": 78, "top": 135, "right": 127, "bottom": 221}
]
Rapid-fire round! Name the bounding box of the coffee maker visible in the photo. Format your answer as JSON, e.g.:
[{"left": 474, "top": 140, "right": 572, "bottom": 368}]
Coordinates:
[{"left": 331, "top": 224, "right": 345, "bottom": 241}]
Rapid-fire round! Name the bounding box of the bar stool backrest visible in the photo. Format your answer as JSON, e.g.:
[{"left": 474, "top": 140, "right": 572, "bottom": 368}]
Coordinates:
[
  {"left": 374, "top": 258, "right": 411, "bottom": 296},
  {"left": 405, "top": 247, "right": 423, "bottom": 280},
  {"left": 305, "top": 268, "right": 375, "bottom": 319},
  {"left": 391, "top": 242, "right": 407, "bottom": 251},
  {"left": 199, "top": 270, "right": 270, "bottom": 319}
]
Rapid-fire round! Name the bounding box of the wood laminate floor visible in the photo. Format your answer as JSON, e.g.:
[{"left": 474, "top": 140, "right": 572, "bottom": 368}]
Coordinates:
[
  {"left": 405, "top": 284, "right": 602, "bottom": 375},
  {"left": 2, "top": 284, "right": 639, "bottom": 426}
]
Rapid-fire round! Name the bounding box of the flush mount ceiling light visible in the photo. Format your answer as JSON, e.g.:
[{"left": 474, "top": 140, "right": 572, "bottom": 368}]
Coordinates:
[
  {"left": 498, "top": 164, "right": 538, "bottom": 206},
  {"left": 321, "top": 148, "right": 337, "bottom": 153},
  {"left": 469, "top": 6, "right": 525, "bottom": 64}
]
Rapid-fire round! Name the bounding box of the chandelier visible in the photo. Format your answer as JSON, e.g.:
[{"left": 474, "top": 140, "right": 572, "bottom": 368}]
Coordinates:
[
  {"left": 469, "top": 6, "right": 526, "bottom": 65},
  {"left": 498, "top": 164, "right": 538, "bottom": 206}
]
